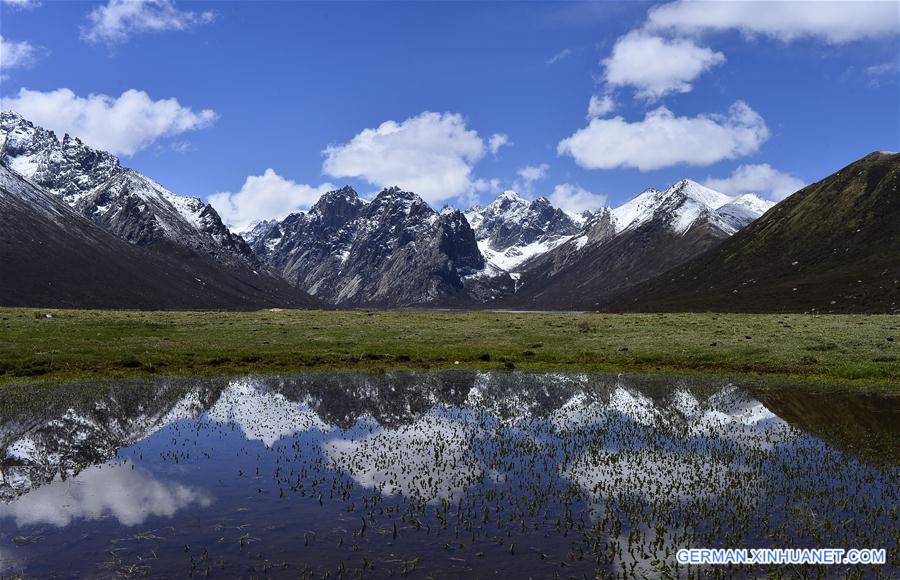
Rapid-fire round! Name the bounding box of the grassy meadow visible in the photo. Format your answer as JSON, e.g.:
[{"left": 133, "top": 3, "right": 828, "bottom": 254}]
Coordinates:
[{"left": 0, "top": 307, "right": 897, "bottom": 391}]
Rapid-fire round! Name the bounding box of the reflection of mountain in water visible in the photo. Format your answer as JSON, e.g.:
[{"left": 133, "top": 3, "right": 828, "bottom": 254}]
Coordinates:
[
  {"left": 2, "top": 372, "right": 896, "bottom": 507},
  {"left": 1, "top": 381, "right": 220, "bottom": 502}
]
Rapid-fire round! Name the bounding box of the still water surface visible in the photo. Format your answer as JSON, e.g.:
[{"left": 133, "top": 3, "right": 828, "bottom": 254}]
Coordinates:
[{"left": 1, "top": 372, "right": 897, "bottom": 578}]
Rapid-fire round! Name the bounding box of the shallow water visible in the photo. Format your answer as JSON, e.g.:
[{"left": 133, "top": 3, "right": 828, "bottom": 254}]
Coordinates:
[{"left": 1, "top": 372, "right": 897, "bottom": 578}]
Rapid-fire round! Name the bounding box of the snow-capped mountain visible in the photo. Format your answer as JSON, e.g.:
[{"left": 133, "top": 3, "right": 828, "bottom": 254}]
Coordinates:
[
  {"left": 1, "top": 110, "right": 786, "bottom": 311},
  {"left": 499, "top": 179, "right": 774, "bottom": 309},
  {"left": 464, "top": 191, "right": 582, "bottom": 274},
  {"left": 602, "top": 152, "right": 900, "bottom": 313},
  {"left": 610, "top": 180, "right": 773, "bottom": 236},
  {"left": 0, "top": 111, "right": 255, "bottom": 267},
  {"left": 0, "top": 111, "right": 321, "bottom": 309},
  {"left": 249, "top": 186, "right": 484, "bottom": 306},
  {"left": 0, "top": 161, "right": 320, "bottom": 309}
]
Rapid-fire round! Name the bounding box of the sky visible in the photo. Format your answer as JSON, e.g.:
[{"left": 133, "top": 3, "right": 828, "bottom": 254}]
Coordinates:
[{"left": 1, "top": 0, "right": 898, "bottom": 230}]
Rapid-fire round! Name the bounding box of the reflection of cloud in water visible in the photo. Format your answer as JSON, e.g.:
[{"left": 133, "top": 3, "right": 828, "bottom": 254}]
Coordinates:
[
  {"left": 207, "top": 379, "right": 328, "bottom": 446},
  {"left": 0, "top": 462, "right": 211, "bottom": 527},
  {"left": 323, "top": 412, "right": 481, "bottom": 502}
]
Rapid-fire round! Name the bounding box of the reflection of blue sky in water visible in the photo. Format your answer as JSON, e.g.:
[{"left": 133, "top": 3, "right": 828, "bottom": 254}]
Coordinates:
[{"left": 0, "top": 462, "right": 211, "bottom": 527}]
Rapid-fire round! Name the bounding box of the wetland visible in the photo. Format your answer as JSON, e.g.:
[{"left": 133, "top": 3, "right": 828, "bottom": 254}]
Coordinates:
[{"left": 1, "top": 371, "right": 897, "bottom": 578}]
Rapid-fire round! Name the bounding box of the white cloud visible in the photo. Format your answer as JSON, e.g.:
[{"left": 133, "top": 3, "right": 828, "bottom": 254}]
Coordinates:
[
  {"left": 646, "top": 0, "right": 900, "bottom": 43},
  {"left": 488, "top": 132, "right": 511, "bottom": 155},
  {"left": 2, "top": 0, "right": 41, "bottom": 10},
  {"left": 587, "top": 94, "right": 615, "bottom": 118},
  {"left": 549, "top": 183, "right": 608, "bottom": 214},
  {"left": 703, "top": 163, "right": 805, "bottom": 201},
  {"left": 81, "top": 0, "right": 215, "bottom": 45},
  {"left": 1, "top": 87, "right": 217, "bottom": 156},
  {"left": 603, "top": 30, "right": 725, "bottom": 100},
  {"left": 209, "top": 169, "right": 336, "bottom": 232},
  {"left": 322, "top": 111, "right": 487, "bottom": 204},
  {"left": 547, "top": 48, "right": 573, "bottom": 64},
  {"left": 0, "top": 35, "right": 42, "bottom": 70},
  {"left": 558, "top": 101, "right": 769, "bottom": 171},
  {"left": 516, "top": 163, "right": 549, "bottom": 183}
]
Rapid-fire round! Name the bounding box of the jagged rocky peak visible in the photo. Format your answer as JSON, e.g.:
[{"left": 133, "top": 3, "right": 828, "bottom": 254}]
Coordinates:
[
  {"left": 463, "top": 190, "right": 582, "bottom": 276},
  {"left": 246, "top": 183, "right": 488, "bottom": 306},
  {"left": 467, "top": 190, "right": 580, "bottom": 249},
  {"left": 241, "top": 219, "right": 279, "bottom": 245},
  {"left": 435, "top": 208, "right": 485, "bottom": 274},
  {"left": 310, "top": 185, "right": 364, "bottom": 227},
  {"left": 367, "top": 186, "right": 434, "bottom": 219},
  {"left": 1, "top": 111, "right": 121, "bottom": 205},
  {"left": 0, "top": 111, "right": 257, "bottom": 266}
]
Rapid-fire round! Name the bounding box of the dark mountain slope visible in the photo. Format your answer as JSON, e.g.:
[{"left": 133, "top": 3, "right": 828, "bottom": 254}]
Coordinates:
[
  {"left": 603, "top": 152, "right": 900, "bottom": 313},
  {"left": 0, "top": 165, "right": 322, "bottom": 310}
]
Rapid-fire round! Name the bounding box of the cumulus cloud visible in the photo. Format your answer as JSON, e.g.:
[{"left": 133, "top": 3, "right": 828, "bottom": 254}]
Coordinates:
[
  {"left": 546, "top": 48, "right": 573, "bottom": 64},
  {"left": 557, "top": 101, "right": 769, "bottom": 171},
  {"left": 587, "top": 94, "right": 615, "bottom": 118},
  {"left": 81, "top": 0, "right": 215, "bottom": 45},
  {"left": 603, "top": 30, "right": 725, "bottom": 100},
  {"left": 646, "top": 0, "right": 900, "bottom": 43},
  {"left": 488, "top": 132, "right": 511, "bottom": 155},
  {"left": 1, "top": 87, "right": 217, "bottom": 156},
  {"left": 549, "top": 183, "right": 608, "bottom": 214},
  {"left": 322, "top": 111, "right": 487, "bottom": 204},
  {"left": 704, "top": 163, "right": 805, "bottom": 201},
  {"left": 209, "top": 170, "right": 336, "bottom": 232},
  {"left": 0, "top": 35, "right": 42, "bottom": 71}
]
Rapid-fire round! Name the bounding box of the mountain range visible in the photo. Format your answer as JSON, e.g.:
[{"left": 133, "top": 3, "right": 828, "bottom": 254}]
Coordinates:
[
  {"left": 0, "top": 112, "right": 319, "bottom": 310},
  {"left": 1, "top": 111, "right": 896, "bottom": 312}
]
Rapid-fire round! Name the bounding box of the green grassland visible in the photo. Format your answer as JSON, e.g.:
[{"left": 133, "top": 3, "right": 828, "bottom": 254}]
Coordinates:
[{"left": 0, "top": 308, "right": 897, "bottom": 391}]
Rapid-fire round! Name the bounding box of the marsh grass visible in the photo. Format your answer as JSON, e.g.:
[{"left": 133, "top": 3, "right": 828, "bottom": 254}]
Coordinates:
[{"left": 0, "top": 308, "right": 897, "bottom": 391}]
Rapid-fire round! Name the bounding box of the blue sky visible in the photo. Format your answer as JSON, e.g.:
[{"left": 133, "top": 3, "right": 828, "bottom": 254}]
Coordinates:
[{"left": 1, "top": 0, "right": 898, "bottom": 229}]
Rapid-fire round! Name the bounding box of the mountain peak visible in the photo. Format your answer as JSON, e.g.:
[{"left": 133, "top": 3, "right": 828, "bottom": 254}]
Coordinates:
[
  {"left": 314, "top": 185, "right": 360, "bottom": 206},
  {"left": 488, "top": 190, "right": 528, "bottom": 208},
  {"left": 668, "top": 179, "right": 732, "bottom": 207},
  {"left": 375, "top": 185, "right": 420, "bottom": 201}
]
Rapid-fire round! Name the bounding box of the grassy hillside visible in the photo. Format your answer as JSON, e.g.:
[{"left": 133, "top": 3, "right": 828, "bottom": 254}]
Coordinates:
[
  {"left": 605, "top": 152, "right": 900, "bottom": 313},
  {"left": 0, "top": 308, "right": 897, "bottom": 391}
]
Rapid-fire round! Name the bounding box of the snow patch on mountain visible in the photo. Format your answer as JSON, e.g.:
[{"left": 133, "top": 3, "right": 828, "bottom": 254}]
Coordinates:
[
  {"left": 611, "top": 180, "right": 773, "bottom": 236},
  {"left": 1, "top": 111, "right": 255, "bottom": 264},
  {"left": 465, "top": 190, "right": 580, "bottom": 274}
]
